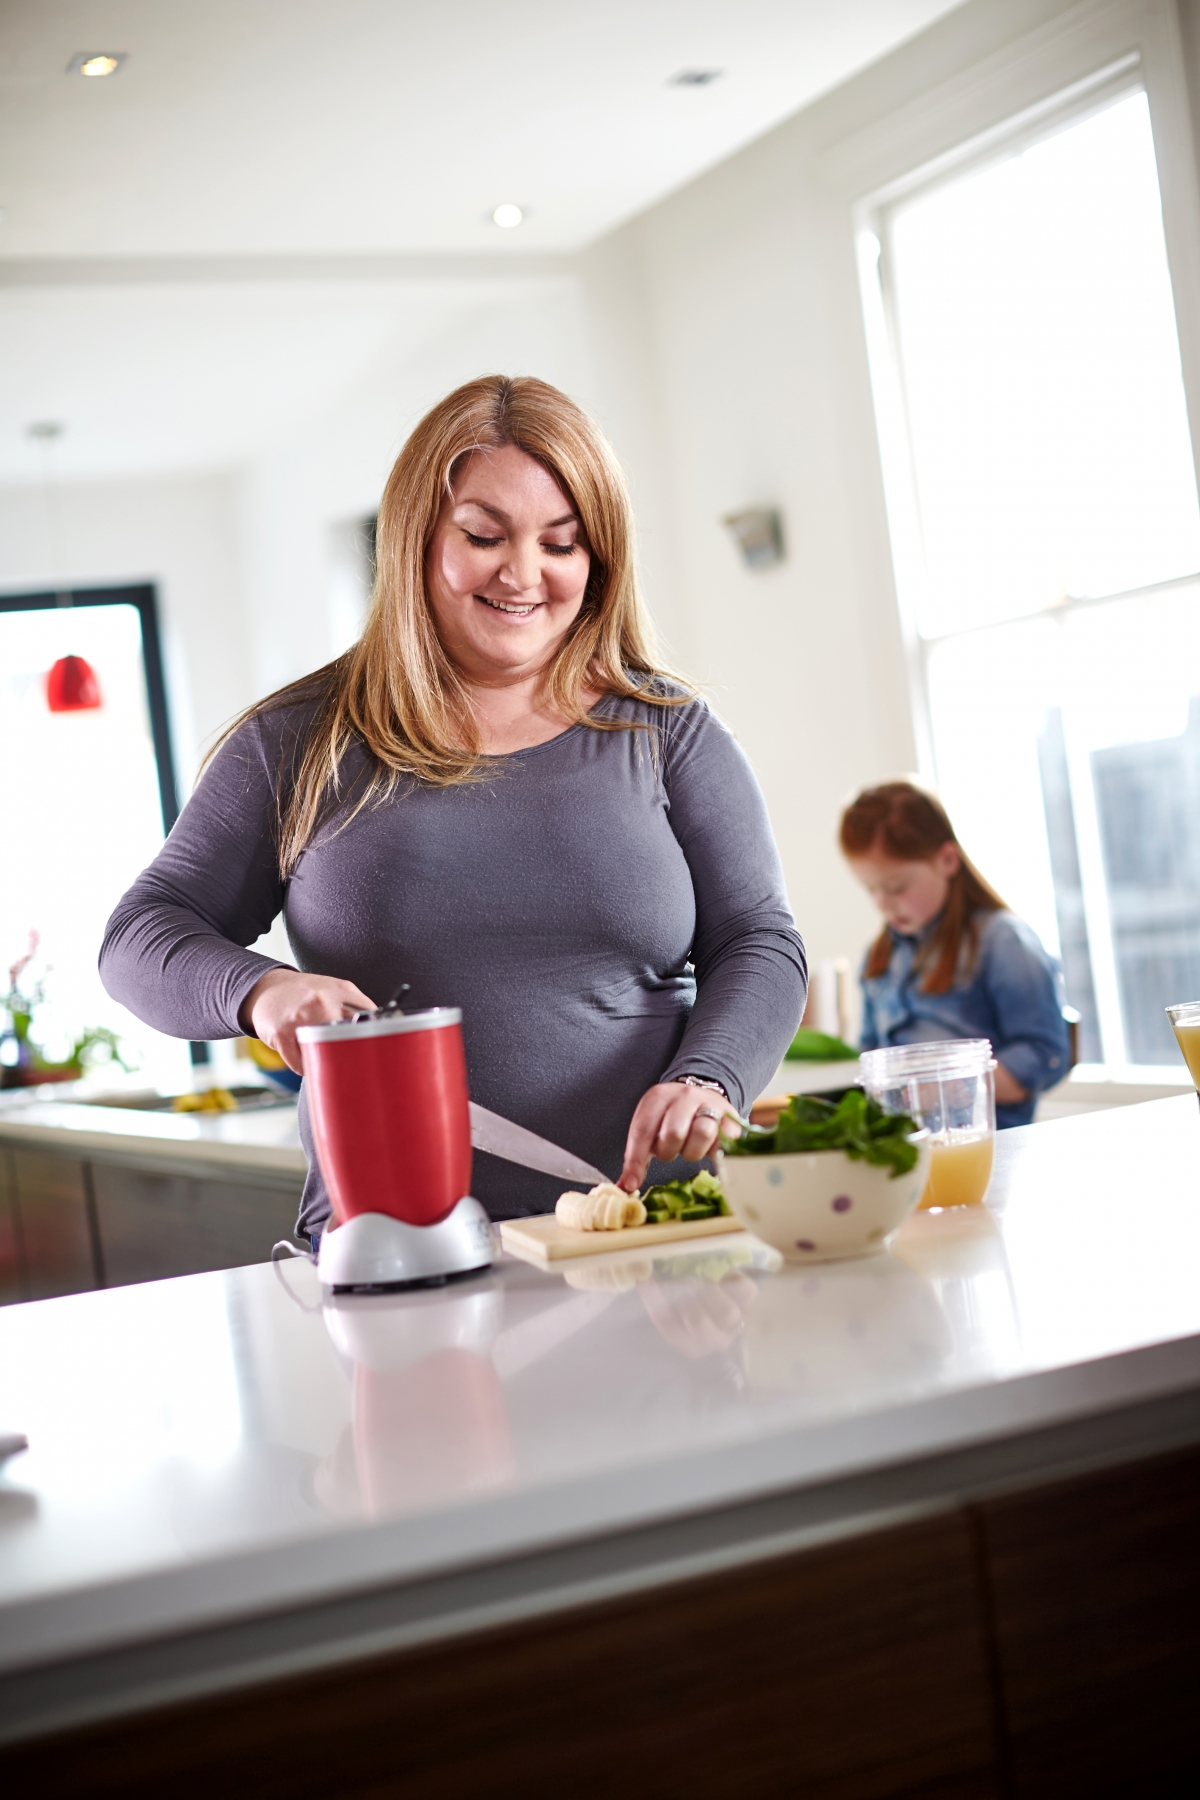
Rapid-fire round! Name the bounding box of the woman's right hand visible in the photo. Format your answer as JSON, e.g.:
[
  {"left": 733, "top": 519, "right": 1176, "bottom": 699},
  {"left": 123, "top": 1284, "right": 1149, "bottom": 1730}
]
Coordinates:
[{"left": 240, "top": 968, "right": 377, "bottom": 1074}]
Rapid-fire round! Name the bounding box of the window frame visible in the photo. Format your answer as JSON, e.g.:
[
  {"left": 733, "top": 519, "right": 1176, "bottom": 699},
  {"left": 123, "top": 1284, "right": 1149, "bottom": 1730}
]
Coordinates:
[
  {"left": 840, "top": 0, "right": 1200, "bottom": 1070},
  {"left": 0, "top": 583, "right": 180, "bottom": 835}
]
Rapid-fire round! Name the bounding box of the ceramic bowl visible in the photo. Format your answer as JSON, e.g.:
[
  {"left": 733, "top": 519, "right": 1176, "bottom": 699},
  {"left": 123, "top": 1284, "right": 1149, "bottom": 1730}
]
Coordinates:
[{"left": 717, "top": 1134, "right": 931, "bottom": 1263}]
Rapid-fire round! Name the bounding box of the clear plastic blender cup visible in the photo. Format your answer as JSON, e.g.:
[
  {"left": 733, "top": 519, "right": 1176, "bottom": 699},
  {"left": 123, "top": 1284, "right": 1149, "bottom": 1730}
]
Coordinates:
[
  {"left": 860, "top": 1039, "right": 997, "bottom": 1210},
  {"left": 1166, "top": 1003, "right": 1200, "bottom": 1091}
]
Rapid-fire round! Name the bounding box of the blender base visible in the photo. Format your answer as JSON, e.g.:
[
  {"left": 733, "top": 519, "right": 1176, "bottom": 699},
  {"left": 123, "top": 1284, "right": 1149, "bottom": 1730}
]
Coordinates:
[{"left": 317, "top": 1198, "right": 495, "bottom": 1293}]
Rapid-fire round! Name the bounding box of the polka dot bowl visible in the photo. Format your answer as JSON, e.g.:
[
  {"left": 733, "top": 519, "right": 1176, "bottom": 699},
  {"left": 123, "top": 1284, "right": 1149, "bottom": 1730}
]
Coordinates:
[{"left": 716, "top": 1133, "right": 931, "bottom": 1264}]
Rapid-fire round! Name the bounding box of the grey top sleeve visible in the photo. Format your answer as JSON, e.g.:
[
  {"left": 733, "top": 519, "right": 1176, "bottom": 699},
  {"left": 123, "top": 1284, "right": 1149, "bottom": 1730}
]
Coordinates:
[
  {"left": 656, "top": 704, "right": 807, "bottom": 1113},
  {"left": 100, "top": 693, "right": 807, "bottom": 1134},
  {"left": 99, "top": 716, "right": 293, "bottom": 1039}
]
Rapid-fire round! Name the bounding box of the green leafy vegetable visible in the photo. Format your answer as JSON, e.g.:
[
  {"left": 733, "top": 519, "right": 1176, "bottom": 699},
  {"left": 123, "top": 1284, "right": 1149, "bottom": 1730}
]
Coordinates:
[
  {"left": 651, "top": 1247, "right": 754, "bottom": 1283},
  {"left": 784, "top": 1026, "right": 860, "bottom": 1062},
  {"left": 642, "top": 1168, "right": 730, "bottom": 1222},
  {"left": 721, "top": 1090, "right": 920, "bottom": 1179}
]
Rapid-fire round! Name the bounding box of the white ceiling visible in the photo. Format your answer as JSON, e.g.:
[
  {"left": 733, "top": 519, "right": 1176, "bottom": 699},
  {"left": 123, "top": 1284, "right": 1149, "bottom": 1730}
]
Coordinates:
[
  {"left": 0, "top": 0, "right": 968, "bottom": 487},
  {"left": 1, "top": 0, "right": 966, "bottom": 258},
  {"left": 0, "top": 277, "right": 543, "bottom": 482}
]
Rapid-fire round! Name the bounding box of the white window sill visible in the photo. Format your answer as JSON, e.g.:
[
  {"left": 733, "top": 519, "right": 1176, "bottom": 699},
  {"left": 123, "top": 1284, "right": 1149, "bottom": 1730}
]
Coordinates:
[{"left": 1036, "top": 1063, "right": 1194, "bottom": 1121}]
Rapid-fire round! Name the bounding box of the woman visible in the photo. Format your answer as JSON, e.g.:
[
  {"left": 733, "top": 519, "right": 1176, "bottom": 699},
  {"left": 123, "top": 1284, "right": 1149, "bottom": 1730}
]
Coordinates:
[
  {"left": 839, "top": 781, "right": 1069, "bottom": 1127},
  {"left": 101, "top": 376, "right": 806, "bottom": 1238}
]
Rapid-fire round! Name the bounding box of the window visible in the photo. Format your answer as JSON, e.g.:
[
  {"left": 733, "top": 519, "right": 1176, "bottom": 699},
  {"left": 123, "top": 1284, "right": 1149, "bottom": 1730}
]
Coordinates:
[
  {"left": 862, "top": 81, "right": 1200, "bottom": 1066},
  {"left": 0, "top": 585, "right": 192, "bottom": 1089}
]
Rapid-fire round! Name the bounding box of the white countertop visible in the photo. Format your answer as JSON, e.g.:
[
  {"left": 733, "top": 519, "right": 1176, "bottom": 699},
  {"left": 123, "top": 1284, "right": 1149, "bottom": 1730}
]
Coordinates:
[
  {"left": 0, "top": 1092, "right": 304, "bottom": 1178},
  {"left": 0, "top": 1060, "right": 847, "bottom": 1181},
  {"left": 2, "top": 1095, "right": 1200, "bottom": 1742},
  {"left": 1, "top": 1057, "right": 1186, "bottom": 1183}
]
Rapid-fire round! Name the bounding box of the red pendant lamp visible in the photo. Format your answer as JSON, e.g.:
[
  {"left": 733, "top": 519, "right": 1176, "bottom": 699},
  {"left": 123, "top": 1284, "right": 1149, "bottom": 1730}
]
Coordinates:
[{"left": 46, "top": 655, "right": 102, "bottom": 713}]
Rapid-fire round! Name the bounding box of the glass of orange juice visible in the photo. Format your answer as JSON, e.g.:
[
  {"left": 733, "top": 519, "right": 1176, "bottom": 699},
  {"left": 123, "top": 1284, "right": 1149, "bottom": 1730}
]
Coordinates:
[
  {"left": 860, "top": 1040, "right": 996, "bottom": 1211},
  {"left": 1166, "top": 1003, "right": 1200, "bottom": 1092}
]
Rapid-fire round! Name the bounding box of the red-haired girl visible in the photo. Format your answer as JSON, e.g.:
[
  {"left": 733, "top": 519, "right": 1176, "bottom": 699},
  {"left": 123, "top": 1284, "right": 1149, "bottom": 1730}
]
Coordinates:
[{"left": 839, "top": 781, "right": 1070, "bottom": 1127}]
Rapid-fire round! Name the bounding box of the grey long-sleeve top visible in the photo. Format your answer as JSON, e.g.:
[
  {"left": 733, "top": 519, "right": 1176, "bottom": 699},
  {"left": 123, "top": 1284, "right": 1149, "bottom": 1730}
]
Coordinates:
[{"left": 100, "top": 691, "right": 807, "bottom": 1234}]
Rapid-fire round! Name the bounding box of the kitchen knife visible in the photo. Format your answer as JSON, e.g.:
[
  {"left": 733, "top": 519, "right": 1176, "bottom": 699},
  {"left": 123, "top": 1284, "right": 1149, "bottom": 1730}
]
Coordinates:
[{"left": 469, "top": 1101, "right": 608, "bottom": 1189}]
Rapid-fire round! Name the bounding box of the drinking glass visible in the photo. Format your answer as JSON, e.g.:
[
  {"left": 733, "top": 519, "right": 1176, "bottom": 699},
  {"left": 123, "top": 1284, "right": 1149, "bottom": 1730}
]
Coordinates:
[
  {"left": 860, "top": 1039, "right": 996, "bottom": 1210},
  {"left": 1166, "top": 1003, "right": 1200, "bottom": 1093}
]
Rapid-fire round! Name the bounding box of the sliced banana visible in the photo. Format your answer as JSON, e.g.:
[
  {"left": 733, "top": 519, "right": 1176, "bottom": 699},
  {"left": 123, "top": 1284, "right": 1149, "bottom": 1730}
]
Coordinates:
[{"left": 555, "top": 1182, "right": 648, "bottom": 1231}]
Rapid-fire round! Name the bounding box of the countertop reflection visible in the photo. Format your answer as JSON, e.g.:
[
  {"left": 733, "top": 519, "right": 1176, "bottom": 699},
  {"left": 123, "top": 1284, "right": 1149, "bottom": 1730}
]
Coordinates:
[{"left": 3, "top": 1097, "right": 1200, "bottom": 1691}]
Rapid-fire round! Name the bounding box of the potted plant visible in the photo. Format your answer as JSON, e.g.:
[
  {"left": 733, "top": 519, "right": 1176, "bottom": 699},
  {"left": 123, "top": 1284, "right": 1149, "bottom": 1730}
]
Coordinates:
[{"left": 1, "top": 932, "right": 135, "bottom": 1089}]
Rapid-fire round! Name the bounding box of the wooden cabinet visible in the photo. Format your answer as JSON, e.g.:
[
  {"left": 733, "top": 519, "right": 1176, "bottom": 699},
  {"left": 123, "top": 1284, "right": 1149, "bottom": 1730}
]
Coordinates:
[
  {"left": 0, "top": 1148, "right": 303, "bottom": 1302},
  {"left": 980, "top": 1444, "right": 1200, "bottom": 1797},
  {"left": 8, "top": 1444, "right": 1198, "bottom": 1798}
]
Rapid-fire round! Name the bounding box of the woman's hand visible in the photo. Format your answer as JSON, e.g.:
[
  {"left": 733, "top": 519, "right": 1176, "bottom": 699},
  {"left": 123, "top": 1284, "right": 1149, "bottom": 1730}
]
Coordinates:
[
  {"left": 638, "top": 1270, "right": 758, "bottom": 1359},
  {"left": 619, "top": 1081, "right": 740, "bottom": 1192},
  {"left": 239, "top": 968, "right": 377, "bottom": 1075}
]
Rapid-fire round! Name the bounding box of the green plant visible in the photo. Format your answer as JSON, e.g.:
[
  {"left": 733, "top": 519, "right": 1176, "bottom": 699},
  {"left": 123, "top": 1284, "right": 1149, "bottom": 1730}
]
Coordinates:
[
  {"left": 2, "top": 932, "right": 137, "bottom": 1078},
  {"left": 784, "top": 1026, "right": 859, "bottom": 1062},
  {"left": 3, "top": 930, "right": 46, "bottom": 1046},
  {"left": 34, "top": 1026, "right": 136, "bottom": 1077}
]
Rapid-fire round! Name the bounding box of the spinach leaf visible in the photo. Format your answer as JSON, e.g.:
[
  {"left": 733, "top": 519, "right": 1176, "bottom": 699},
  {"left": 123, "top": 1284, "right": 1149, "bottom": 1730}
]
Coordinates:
[
  {"left": 784, "top": 1026, "right": 860, "bottom": 1062},
  {"left": 721, "top": 1090, "right": 920, "bottom": 1179}
]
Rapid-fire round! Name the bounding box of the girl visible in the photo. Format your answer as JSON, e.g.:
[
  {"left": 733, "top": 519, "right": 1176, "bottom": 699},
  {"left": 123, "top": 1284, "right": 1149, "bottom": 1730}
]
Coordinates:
[{"left": 839, "top": 781, "right": 1069, "bottom": 1128}]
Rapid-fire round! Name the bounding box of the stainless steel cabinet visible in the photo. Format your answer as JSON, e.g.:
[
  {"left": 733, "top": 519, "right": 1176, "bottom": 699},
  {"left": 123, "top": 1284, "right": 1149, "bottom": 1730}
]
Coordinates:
[
  {"left": 0, "top": 1148, "right": 303, "bottom": 1304},
  {"left": 0, "top": 1150, "right": 25, "bottom": 1306},
  {"left": 91, "top": 1165, "right": 300, "bottom": 1287},
  {"left": 6, "top": 1149, "right": 98, "bottom": 1301}
]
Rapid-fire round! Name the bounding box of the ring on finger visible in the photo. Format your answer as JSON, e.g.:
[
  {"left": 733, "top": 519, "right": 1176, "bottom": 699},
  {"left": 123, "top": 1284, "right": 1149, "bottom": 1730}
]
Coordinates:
[{"left": 695, "top": 1106, "right": 720, "bottom": 1121}]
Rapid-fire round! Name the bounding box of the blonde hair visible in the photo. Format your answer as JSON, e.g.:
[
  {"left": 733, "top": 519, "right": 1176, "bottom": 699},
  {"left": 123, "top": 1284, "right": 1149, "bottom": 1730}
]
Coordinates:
[{"left": 217, "top": 375, "right": 689, "bottom": 874}]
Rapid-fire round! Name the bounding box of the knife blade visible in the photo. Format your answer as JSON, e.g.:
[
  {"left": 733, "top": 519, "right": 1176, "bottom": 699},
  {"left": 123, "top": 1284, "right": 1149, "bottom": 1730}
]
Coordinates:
[{"left": 468, "top": 1101, "right": 608, "bottom": 1189}]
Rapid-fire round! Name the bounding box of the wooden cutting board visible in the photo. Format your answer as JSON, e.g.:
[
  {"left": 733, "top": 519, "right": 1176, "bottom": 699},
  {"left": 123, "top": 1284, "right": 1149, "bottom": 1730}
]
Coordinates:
[{"left": 499, "top": 1211, "right": 744, "bottom": 1265}]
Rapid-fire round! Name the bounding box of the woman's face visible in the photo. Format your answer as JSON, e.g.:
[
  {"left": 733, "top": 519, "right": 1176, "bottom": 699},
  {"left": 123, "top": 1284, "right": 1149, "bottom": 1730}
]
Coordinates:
[
  {"left": 425, "top": 445, "right": 591, "bottom": 682},
  {"left": 846, "top": 842, "right": 960, "bottom": 936}
]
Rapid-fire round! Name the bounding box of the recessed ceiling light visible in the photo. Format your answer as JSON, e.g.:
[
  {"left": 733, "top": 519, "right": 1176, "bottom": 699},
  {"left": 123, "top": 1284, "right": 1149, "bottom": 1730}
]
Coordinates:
[
  {"left": 668, "top": 69, "right": 724, "bottom": 87},
  {"left": 492, "top": 203, "right": 524, "bottom": 230},
  {"left": 67, "top": 53, "right": 127, "bottom": 78}
]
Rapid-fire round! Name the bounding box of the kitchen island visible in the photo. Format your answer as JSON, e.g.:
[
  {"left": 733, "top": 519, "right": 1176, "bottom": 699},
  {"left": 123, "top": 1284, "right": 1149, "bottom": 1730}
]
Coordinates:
[{"left": 1, "top": 1098, "right": 1198, "bottom": 1796}]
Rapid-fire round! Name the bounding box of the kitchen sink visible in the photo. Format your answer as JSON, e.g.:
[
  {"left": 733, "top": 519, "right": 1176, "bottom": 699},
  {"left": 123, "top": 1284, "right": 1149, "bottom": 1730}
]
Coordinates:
[{"left": 81, "top": 1084, "right": 297, "bottom": 1114}]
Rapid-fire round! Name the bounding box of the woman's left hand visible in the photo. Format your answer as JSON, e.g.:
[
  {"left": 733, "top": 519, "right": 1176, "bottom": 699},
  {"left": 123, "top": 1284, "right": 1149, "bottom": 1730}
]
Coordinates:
[{"left": 619, "top": 1082, "right": 740, "bottom": 1192}]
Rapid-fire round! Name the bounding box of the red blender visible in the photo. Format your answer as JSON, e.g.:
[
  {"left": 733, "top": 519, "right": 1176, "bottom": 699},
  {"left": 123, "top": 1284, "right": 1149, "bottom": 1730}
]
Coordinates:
[{"left": 299, "top": 1005, "right": 496, "bottom": 1291}]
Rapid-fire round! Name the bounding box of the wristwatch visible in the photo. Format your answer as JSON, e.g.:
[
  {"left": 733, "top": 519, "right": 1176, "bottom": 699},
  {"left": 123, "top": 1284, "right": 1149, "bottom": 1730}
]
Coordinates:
[{"left": 673, "top": 1074, "right": 729, "bottom": 1100}]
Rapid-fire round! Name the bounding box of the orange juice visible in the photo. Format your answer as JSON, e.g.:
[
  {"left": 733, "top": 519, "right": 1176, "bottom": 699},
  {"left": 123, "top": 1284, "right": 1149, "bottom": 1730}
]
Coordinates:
[
  {"left": 918, "top": 1131, "right": 994, "bottom": 1210},
  {"left": 1171, "top": 1020, "right": 1200, "bottom": 1088}
]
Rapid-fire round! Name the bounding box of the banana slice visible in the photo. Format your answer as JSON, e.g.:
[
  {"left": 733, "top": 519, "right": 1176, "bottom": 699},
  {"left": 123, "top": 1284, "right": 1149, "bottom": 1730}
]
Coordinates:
[{"left": 555, "top": 1182, "right": 647, "bottom": 1231}]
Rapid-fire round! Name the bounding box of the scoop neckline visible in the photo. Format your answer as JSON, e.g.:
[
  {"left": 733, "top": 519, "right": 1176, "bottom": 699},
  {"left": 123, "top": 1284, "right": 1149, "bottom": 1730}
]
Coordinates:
[{"left": 477, "top": 693, "right": 620, "bottom": 762}]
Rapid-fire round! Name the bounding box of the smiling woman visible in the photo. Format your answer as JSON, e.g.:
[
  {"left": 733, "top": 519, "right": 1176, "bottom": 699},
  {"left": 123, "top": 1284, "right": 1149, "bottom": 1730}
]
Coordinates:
[
  {"left": 424, "top": 443, "right": 597, "bottom": 750},
  {"left": 99, "top": 376, "right": 807, "bottom": 1237}
]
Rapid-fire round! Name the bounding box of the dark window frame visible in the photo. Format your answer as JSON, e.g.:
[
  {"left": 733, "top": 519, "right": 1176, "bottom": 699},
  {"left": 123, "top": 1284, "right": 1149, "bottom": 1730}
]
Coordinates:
[{"left": 0, "top": 583, "right": 179, "bottom": 833}]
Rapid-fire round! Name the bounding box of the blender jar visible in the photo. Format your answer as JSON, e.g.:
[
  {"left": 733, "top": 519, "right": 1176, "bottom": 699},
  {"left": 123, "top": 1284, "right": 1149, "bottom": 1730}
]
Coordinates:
[{"left": 860, "top": 1039, "right": 997, "bottom": 1210}]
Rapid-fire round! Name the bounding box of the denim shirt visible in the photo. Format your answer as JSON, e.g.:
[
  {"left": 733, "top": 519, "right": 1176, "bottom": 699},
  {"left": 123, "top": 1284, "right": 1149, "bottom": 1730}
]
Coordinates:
[{"left": 860, "top": 910, "right": 1070, "bottom": 1128}]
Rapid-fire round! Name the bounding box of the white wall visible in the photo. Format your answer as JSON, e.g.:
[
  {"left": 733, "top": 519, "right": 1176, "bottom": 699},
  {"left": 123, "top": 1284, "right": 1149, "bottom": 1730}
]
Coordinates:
[
  {"left": 235, "top": 278, "right": 608, "bottom": 700},
  {"left": 572, "top": 0, "right": 1087, "bottom": 978},
  {"left": 4, "top": 0, "right": 1135, "bottom": 1006}
]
